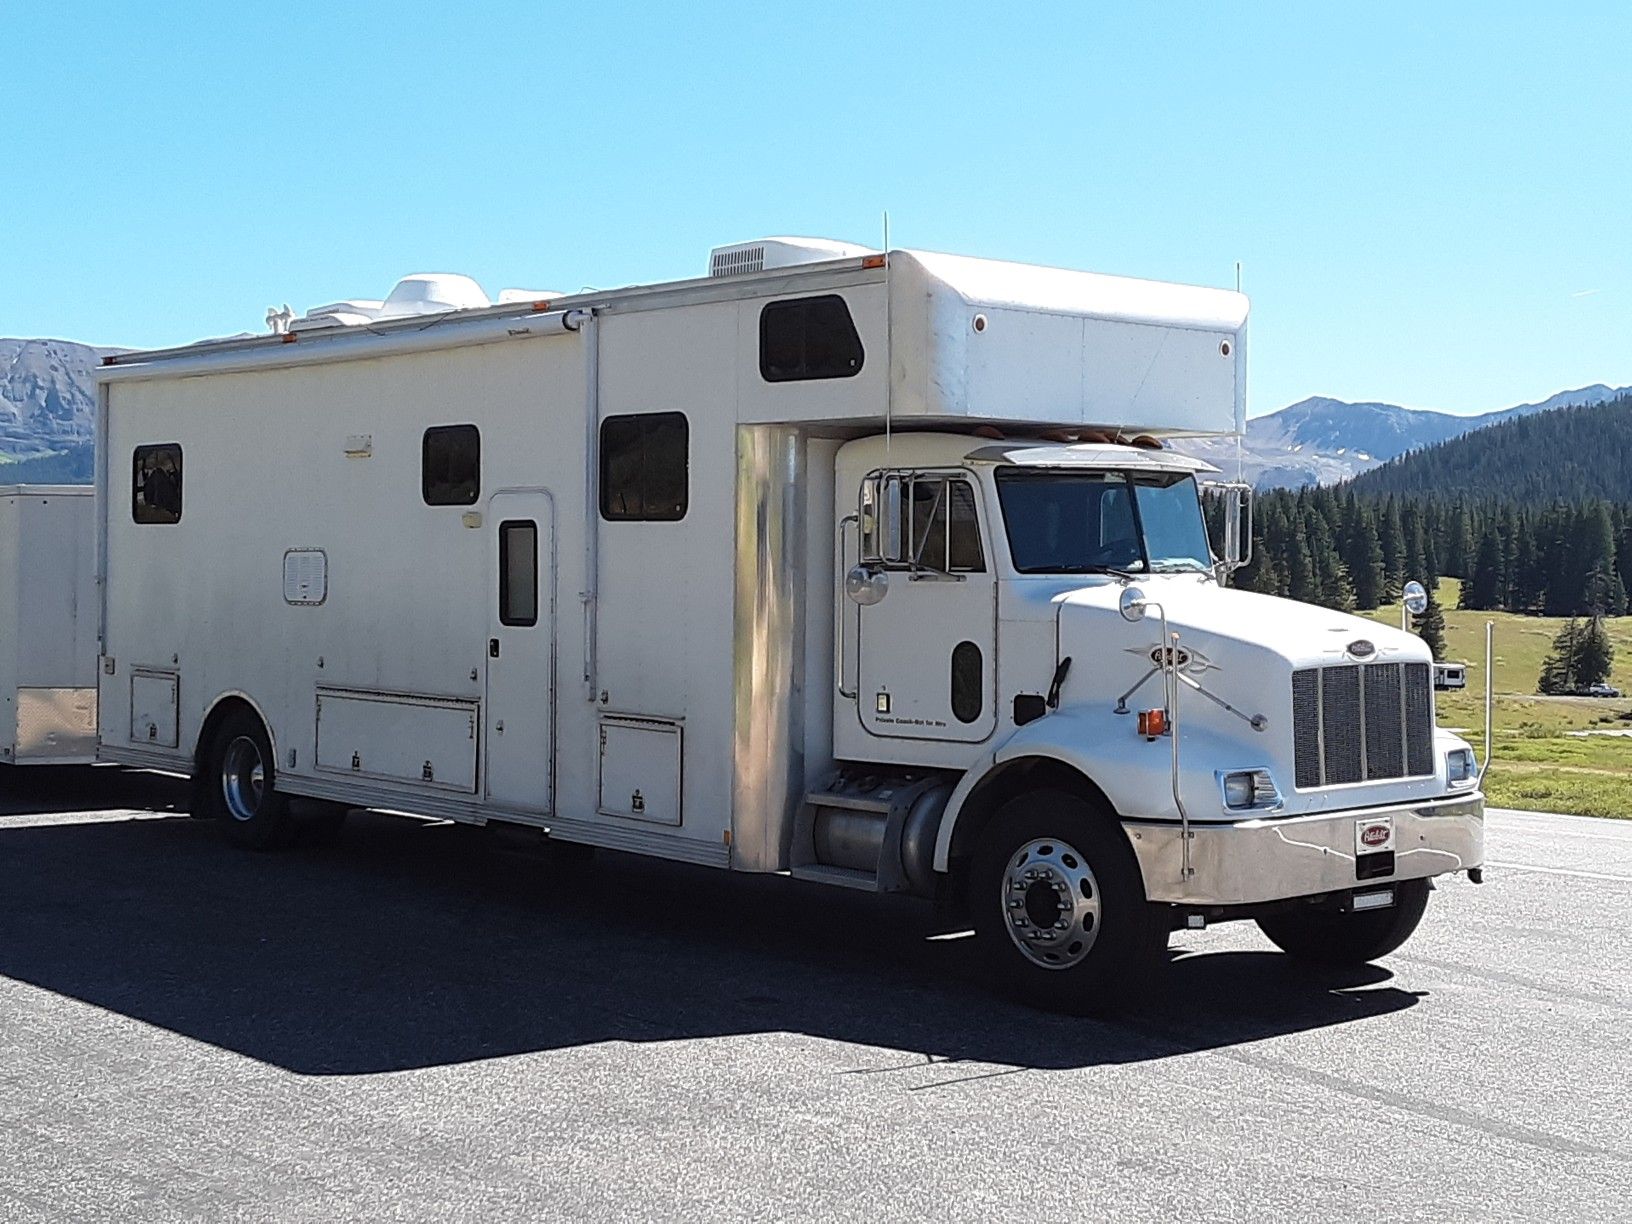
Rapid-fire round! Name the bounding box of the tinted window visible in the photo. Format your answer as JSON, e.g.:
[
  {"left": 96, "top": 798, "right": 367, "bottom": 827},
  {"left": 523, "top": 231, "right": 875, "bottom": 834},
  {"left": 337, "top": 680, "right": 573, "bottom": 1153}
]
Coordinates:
[
  {"left": 951, "top": 641, "right": 984, "bottom": 724},
  {"left": 996, "top": 470, "right": 1141, "bottom": 574},
  {"left": 600, "top": 413, "right": 688, "bottom": 521},
  {"left": 423, "top": 425, "right": 480, "bottom": 506},
  {"left": 1134, "top": 475, "right": 1214, "bottom": 573},
  {"left": 133, "top": 444, "right": 183, "bottom": 524},
  {"left": 760, "top": 295, "right": 864, "bottom": 382},
  {"left": 498, "top": 520, "right": 538, "bottom": 627}
]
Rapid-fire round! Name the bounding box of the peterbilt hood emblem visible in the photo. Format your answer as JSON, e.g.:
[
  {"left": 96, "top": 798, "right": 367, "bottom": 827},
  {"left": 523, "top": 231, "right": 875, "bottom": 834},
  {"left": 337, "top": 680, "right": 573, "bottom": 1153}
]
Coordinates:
[
  {"left": 1347, "top": 639, "right": 1377, "bottom": 660},
  {"left": 1127, "top": 643, "right": 1216, "bottom": 675}
]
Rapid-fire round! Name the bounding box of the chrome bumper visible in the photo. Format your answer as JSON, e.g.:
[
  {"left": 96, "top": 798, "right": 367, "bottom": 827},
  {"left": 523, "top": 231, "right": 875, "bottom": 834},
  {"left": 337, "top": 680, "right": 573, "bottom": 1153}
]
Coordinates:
[{"left": 1123, "top": 793, "right": 1484, "bottom": 907}]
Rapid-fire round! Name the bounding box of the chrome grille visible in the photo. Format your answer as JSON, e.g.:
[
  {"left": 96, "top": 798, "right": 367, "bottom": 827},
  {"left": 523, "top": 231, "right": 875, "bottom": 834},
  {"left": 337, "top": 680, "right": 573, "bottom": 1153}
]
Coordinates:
[{"left": 1291, "top": 662, "right": 1434, "bottom": 788}]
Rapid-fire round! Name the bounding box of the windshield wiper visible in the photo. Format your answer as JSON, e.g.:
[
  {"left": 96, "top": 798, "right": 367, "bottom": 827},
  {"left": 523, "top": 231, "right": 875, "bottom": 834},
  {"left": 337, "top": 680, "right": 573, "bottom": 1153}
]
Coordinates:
[{"left": 1038, "top": 563, "right": 1142, "bottom": 579}]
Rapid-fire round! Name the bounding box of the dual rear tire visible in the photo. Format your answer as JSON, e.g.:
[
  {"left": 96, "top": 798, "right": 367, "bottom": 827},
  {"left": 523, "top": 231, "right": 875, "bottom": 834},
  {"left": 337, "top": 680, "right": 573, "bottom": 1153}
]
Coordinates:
[{"left": 199, "top": 708, "right": 341, "bottom": 850}]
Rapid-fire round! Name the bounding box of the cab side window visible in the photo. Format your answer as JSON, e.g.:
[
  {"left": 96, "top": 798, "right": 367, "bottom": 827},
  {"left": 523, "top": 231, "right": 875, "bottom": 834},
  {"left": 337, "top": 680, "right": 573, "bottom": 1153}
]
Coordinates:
[{"left": 862, "top": 471, "right": 984, "bottom": 574}]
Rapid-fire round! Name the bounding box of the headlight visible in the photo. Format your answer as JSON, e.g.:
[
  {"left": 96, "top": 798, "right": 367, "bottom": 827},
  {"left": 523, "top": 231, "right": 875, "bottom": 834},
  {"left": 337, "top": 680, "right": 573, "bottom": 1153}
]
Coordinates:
[
  {"left": 1447, "top": 748, "right": 1477, "bottom": 787},
  {"left": 1219, "top": 768, "right": 1281, "bottom": 811}
]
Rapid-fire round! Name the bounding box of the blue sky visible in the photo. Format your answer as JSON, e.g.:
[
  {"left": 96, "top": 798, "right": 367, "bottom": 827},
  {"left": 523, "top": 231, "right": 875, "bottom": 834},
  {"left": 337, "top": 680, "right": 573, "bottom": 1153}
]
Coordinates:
[{"left": 3, "top": 2, "right": 1627, "bottom": 416}]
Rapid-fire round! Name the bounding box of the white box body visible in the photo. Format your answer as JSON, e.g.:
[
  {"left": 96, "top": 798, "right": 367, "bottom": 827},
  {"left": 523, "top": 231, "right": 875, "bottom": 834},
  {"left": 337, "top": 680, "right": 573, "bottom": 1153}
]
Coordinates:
[{"left": 94, "top": 247, "right": 1248, "bottom": 872}]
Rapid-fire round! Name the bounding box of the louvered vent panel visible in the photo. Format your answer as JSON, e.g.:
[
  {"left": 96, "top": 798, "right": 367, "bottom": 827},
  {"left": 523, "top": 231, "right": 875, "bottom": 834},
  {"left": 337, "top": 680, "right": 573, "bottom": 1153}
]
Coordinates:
[{"left": 710, "top": 246, "right": 765, "bottom": 277}]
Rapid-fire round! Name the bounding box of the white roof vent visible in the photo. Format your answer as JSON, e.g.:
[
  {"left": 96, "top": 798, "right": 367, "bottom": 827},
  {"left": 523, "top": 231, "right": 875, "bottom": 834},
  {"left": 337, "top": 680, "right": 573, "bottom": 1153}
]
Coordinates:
[
  {"left": 377, "top": 273, "right": 490, "bottom": 319},
  {"left": 279, "top": 273, "right": 492, "bottom": 333},
  {"left": 708, "top": 237, "right": 877, "bottom": 278}
]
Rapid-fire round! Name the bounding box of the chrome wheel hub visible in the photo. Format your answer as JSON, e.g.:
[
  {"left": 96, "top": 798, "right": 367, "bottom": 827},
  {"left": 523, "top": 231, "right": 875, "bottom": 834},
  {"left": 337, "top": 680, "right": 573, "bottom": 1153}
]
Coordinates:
[
  {"left": 221, "top": 735, "right": 266, "bottom": 822},
  {"left": 1002, "top": 837, "right": 1102, "bottom": 970}
]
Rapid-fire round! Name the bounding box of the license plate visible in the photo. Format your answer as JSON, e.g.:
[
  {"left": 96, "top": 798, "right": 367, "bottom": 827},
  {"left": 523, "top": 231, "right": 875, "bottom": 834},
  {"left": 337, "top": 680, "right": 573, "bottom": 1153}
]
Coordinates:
[
  {"left": 1355, "top": 816, "right": 1395, "bottom": 854},
  {"left": 1351, "top": 888, "right": 1395, "bottom": 912}
]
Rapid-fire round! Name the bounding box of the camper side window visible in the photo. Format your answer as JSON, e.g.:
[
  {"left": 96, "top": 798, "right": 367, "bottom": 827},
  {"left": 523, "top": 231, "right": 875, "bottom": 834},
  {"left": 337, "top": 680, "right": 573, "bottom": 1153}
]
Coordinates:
[
  {"left": 422, "top": 424, "right": 481, "bottom": 506},
  {"left": 132, "top": 444, "right": 183, "bottom": 524},
  {"left": 759, "top": 295, "right": 865, "bottom": 382},
  {"left": 600, "top": 413, "right": 689, "bottom": 521}
]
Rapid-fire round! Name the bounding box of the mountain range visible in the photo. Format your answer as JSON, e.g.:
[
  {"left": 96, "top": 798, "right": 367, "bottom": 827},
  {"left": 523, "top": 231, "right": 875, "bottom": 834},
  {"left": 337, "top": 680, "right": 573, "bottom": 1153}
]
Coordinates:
[
  {"left": 2, "top": 335, "right": 1627, "bottom": 491},
  {"left": 1175, "top": 384, "right": 1631, "bottom": 488}
]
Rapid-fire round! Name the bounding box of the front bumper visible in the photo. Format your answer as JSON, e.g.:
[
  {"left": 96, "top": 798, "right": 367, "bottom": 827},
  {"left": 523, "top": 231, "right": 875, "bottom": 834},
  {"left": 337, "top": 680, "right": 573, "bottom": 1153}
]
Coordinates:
[{"left": 1123, "top": 793, "right": 1484, "bottom": 906}]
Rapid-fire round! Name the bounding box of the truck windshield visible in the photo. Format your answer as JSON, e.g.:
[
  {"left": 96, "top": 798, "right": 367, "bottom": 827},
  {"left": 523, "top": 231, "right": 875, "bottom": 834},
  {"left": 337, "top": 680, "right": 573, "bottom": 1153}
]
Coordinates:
[{"left": 995, "top": 468, "right": 1213, "bottom": 575}]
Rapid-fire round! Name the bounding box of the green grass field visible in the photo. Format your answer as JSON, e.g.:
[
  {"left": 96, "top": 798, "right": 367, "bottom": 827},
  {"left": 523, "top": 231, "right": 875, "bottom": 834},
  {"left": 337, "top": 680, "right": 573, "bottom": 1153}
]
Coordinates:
[{"left": 1361, "top": 579, "right": 1632, "bottom": 818}]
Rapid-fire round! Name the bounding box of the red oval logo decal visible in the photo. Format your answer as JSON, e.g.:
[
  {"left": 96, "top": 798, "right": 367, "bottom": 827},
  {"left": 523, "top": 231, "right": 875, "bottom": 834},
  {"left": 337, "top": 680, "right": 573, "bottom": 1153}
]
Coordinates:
[{"left": 1360, "top": 825, "right": 1390, "bottom": 848}]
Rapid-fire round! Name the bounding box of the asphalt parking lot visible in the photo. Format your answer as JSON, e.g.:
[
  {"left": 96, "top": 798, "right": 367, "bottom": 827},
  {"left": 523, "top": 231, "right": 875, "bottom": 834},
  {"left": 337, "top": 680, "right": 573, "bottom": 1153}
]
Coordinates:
[{"left": 1, "top": 768, "right": 1628, "bottom": 1222}]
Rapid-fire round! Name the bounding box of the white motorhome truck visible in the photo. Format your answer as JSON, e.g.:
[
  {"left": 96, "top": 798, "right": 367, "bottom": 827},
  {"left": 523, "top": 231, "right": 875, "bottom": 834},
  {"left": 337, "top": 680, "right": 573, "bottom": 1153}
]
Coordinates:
[
  {"left": 0, "top": 485, "right": 97, "bottom": 768},
  {"left": 95, "top": 241, "right": 1484, "bottom": 1011}
]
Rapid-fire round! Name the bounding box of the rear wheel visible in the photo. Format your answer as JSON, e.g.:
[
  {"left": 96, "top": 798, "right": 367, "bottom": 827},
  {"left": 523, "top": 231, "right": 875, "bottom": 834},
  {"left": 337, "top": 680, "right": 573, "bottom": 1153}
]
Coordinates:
[
  {"left": 1255, "top": 879, "right": 1430, "bottom": 965},
  {"left": 970, "top": 789, "right": 1167, "bottom": 1015},
  {"left": 203, "top": 709, "right": 294, "bottom": 851}
]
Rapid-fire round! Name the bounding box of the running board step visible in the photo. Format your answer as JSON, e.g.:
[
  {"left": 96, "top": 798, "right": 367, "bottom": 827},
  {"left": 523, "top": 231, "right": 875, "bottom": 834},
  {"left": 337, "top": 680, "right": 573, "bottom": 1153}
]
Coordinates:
[
  {"left": 788, "top": 864, "right": 879, "bottom": 892},
  {"left": 802, "top": 790, "right": 895, "bottom": 815}
]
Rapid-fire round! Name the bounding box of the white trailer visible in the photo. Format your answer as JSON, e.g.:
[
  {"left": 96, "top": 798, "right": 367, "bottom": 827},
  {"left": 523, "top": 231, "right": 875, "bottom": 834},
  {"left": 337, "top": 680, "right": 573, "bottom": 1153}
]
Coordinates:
[
  {"left": 95, "top": 241, "right": 1484, "bottom": 1011},
  {"left": 0, "top": 486, "right": 97, "bottom": 766}
]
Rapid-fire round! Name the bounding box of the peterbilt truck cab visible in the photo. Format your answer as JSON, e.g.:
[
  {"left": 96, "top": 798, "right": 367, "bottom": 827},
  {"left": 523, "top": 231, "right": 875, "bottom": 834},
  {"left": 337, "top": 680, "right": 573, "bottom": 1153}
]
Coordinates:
[{"left": 829, "top": 431, "right": 1483, "bottom": 1012}]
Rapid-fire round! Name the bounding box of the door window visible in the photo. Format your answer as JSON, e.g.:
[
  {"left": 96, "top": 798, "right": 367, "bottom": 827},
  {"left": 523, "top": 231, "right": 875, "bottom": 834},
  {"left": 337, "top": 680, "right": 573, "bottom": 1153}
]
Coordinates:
[
  {"left": 861, "top": 472, "right": 984, "bottom": 573},
  {"left": 498, "top": 520, "right": 538, "bottom": 627}
]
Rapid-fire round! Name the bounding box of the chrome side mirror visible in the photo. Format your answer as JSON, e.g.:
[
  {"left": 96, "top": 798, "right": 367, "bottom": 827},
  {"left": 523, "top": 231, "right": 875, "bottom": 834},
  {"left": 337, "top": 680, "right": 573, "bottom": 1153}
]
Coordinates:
[
  {"left": 845, "top": 563, "right": 889, "bottom": 606},
  {"left": 1119, "top": 585, "right": 1149, "bottom": 623},
  {"left": 1403, "top": 580, "right": 1428, "bottom": 617},
  {"left": 880, "top": 478, "right": 904, "bottom": 564},
  {"left": 1212, "top": 480, "right": 1252, "bottom": 573}
]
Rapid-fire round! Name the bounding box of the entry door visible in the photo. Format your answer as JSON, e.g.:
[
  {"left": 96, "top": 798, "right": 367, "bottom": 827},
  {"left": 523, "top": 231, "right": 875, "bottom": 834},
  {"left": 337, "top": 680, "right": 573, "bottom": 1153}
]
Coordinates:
[
  {"left": 485, "top": 492, "right": 555, "bottom": 811},
  {"left": 856, "top": 472, "right": 998, "bottom": 742}
]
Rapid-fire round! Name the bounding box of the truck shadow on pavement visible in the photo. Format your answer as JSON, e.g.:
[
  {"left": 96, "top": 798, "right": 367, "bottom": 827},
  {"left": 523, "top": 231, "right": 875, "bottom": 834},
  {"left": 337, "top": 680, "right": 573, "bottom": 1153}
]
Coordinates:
[{"left": 0, "top": 772, "right": 1423, "bottom": 1076}]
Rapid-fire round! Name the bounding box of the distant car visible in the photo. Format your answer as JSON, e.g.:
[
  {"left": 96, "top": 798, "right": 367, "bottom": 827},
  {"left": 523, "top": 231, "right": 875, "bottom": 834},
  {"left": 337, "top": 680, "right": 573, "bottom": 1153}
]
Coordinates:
[
  {"left": 1586, "top": 683, "right": 1622, "bottom": 698},
  {"left": 1434, "top": 662, "right": 1467, "bottom": 692}
]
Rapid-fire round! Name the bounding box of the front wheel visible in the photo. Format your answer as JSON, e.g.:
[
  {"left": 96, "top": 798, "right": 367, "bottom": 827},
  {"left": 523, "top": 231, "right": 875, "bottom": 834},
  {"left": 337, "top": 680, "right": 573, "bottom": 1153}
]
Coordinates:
[
  {"left": 1255, "top": 879, "right": 1430, "bottom": 965},
  {"left": 970, "top": 789, "right": 1168, "bottom": 1015}
]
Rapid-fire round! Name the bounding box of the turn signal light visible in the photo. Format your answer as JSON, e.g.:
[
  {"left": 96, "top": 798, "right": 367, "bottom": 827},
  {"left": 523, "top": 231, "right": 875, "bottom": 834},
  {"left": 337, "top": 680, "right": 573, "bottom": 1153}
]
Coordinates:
[{"left": 1137, "top": 708, "right": 1168, "bottom": 738}]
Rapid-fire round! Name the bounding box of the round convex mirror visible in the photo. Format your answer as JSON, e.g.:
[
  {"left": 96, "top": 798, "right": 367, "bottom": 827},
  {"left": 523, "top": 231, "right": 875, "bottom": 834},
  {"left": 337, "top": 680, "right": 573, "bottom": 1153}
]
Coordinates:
[
  {"left": 845, "top": 564, "right": 889, "bottom": 606},
  {"left": 1403, "top": 580, "right": 1429, "bottom": 617}
]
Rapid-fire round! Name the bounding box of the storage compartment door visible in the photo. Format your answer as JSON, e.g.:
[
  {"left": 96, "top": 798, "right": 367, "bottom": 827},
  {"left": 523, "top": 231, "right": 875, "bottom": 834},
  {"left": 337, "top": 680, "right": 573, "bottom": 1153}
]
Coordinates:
[
  {"left": 597, "top": 717, "right": 682, "bottom": 826},
  {"left": 129, "top": 669, "right": 180, "bottom": 748},
  {"left": 315, "top": 689, "right": 479, "bottom": 793}
]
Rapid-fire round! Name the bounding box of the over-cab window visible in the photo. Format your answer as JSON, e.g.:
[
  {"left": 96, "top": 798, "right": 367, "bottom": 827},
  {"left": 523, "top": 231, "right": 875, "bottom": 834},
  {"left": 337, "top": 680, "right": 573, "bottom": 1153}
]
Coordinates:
[
  {"left": 422, "top": 424, "right": 480, "bottom": 506},
  {"left": 861, "top": 472, "right": 985, "bottom": 573},
  {"left": 132, "top": 444, "right": 183, "bottom": 524},
  {"left": 759, "top": 295, "right": 864, "bottom": 382},
  {"left": 600, "top": 412, "right": 688, "bottom": 521}
]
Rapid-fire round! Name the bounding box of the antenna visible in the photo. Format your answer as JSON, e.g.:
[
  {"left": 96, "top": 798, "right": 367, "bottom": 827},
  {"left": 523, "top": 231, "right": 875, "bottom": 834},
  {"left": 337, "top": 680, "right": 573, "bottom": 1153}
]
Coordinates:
[
  {"left": 884, "top": 209, "right": 892, "bottom": 455},
  {"left": 1234, "top": 261, "right": 1245, "bottom": 485}
]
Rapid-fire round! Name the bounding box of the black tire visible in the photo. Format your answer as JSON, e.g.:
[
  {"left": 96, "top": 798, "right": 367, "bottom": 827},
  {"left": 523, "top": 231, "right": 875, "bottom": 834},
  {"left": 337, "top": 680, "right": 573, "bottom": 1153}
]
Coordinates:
[
  {"left": 201, "top": 709, "right": 295, "bottom": 851},
  {"left": 1255, "top": 879, "right": 1430, "bottom": 966},
  {"left": 970, "top": 788, "right": 1168, "bottom": 1015}
]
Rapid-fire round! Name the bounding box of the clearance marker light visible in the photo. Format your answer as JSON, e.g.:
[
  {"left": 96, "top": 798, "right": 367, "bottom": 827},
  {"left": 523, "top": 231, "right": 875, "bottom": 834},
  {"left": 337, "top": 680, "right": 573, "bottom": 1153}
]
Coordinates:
[
  {"left": 1137, "top": 709, "right": 1168, "bottom": 738},
  {"left": 861, "top": 254, "right": 887, "bottom": 269}
]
